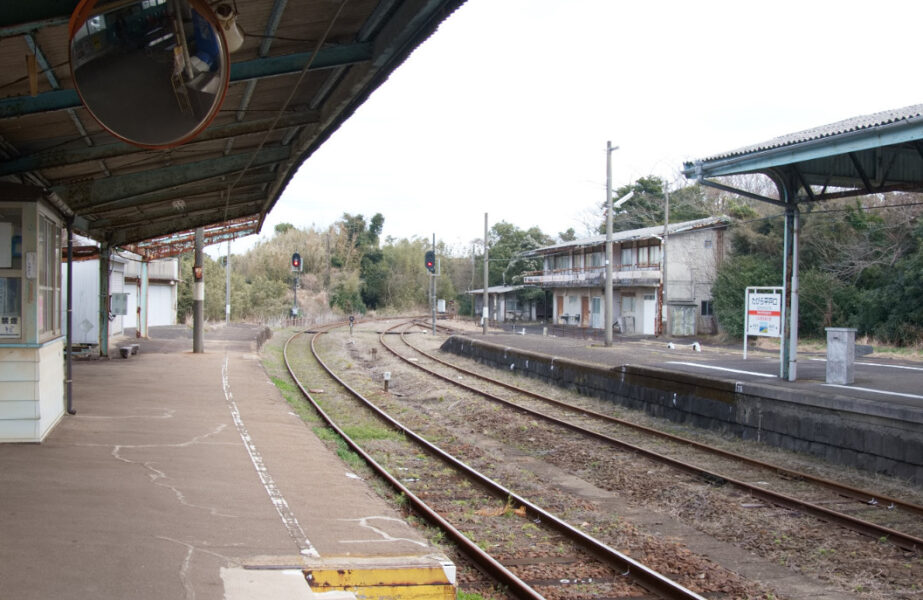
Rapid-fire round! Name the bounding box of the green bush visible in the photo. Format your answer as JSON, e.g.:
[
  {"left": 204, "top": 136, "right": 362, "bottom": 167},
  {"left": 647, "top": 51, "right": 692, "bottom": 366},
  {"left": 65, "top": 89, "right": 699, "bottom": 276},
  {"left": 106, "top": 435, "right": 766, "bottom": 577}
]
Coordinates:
[{"left": 712, "top": 254, "right": 780, "bottom": 338}]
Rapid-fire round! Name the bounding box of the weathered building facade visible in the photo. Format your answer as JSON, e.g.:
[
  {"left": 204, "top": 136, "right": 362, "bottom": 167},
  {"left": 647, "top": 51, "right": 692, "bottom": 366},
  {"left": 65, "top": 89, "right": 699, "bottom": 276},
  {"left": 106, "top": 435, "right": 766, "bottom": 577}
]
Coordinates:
[{"left": 523, "top": 217, "right": 729, "bottom": 336}]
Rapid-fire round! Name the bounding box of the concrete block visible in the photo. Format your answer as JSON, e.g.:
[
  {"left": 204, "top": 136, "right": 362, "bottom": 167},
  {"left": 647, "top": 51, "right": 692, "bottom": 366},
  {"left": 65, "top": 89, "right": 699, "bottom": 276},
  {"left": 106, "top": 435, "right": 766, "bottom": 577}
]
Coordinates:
[
  {"left": 810, "top": 419, "right": 838, "bottom": 445},
  {"left": 900, "top": 439, "right": 923, "bottom": 465},
  {"left": 854, "top": 451, "right": 875, "bottom": 473},
  {"left": 825, "top": 327, "right": 856, "bottom": 385},
  {"left": 838, "top": 447, "right": 860, "bottom": 468},
  {"left": 808, "top": 441, "right": 828, "bottom": 458}
]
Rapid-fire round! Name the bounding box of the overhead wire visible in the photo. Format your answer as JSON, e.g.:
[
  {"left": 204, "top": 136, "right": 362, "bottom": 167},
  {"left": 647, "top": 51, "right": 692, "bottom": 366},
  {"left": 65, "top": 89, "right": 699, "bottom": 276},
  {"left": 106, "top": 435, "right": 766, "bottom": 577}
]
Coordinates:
[{"left": 0, "top": 58, "right": 69, "bottom": 92}]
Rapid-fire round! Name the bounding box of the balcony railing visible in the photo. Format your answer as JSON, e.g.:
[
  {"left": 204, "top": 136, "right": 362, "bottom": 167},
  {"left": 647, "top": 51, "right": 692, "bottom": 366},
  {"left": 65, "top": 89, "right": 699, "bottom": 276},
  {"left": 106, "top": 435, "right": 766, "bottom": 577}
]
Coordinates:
[{"left": 523, "top": 264, "right": 661, "bottom": 286}]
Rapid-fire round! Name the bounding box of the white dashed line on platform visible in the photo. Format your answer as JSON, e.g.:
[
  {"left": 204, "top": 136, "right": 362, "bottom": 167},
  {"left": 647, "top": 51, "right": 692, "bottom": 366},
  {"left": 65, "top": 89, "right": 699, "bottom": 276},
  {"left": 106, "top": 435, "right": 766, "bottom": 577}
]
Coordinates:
[
  {"left": 821, "top": 384, "right": 923, "bottom": 401},
  {"left": 666, "top": 362, "right": 777, "bottom": 378},
  {"left": 809, "top": 358, "right": 923, "bottom": 371}
]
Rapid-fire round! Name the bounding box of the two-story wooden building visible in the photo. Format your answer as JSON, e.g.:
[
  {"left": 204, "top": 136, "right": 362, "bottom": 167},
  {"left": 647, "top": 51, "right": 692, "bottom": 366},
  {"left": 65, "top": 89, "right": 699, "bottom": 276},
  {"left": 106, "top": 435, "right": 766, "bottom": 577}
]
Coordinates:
[{"left": 522, "top": 216, "right": 729, "bottom": 336}]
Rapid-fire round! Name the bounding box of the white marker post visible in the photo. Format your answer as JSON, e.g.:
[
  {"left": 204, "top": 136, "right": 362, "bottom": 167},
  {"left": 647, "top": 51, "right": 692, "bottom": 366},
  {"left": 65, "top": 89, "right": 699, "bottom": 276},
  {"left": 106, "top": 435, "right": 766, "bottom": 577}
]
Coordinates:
[{"left": 743, "top": 287, "right": 785, "bottom": 378}]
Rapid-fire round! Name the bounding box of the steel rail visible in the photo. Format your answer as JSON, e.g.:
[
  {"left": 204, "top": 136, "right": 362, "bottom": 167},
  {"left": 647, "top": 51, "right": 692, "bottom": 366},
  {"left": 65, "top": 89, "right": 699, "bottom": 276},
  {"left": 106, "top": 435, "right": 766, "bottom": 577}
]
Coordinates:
[
  {"left": 407, "top": 321, "right": 923, "bottom": 519},
  {"left": 386, "top": 322, "right": 923, "bottom": 553},
  {"left": 282, "top": 325, "right": 544, "bottom": 600},
  {"left": 296, "top": 321, "right": 707, "bottom": 600}
]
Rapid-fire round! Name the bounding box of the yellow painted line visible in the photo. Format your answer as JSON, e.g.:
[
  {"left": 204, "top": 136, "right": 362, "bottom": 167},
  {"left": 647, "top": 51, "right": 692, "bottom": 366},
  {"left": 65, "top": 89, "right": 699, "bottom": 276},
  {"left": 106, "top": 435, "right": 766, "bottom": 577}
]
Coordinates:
[{"left": 305, "top": 566, "right": 455, "bottom": 600}]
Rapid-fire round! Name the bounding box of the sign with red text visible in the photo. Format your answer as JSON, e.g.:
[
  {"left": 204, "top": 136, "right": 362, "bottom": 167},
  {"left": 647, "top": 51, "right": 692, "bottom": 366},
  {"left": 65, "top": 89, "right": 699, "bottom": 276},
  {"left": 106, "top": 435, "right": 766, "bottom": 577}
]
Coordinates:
[{"left": 746, "top": 292, "right": 782, "bottom": 337}]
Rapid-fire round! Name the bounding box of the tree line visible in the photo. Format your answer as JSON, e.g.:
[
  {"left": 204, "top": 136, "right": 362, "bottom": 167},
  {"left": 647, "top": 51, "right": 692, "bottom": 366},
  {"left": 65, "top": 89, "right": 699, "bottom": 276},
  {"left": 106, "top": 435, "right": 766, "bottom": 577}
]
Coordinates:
[{"left": 176, "top": 176, "right": 923, "bottom": 346}]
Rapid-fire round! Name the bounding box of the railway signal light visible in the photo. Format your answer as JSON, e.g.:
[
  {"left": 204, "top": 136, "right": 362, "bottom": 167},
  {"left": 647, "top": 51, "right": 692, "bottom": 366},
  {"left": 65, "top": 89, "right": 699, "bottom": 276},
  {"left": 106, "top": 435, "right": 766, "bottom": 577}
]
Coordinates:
[
  {"left": 425, "top": 250, "right": 435, "bottom": 273},
  {"left": 291, "top": 252, "right": 302, "bottom": 272}
]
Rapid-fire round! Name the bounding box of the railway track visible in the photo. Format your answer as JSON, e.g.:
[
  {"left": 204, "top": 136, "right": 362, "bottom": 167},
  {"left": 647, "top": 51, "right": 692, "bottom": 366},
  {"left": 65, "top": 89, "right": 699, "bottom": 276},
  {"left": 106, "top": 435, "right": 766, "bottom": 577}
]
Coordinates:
[
  {"left": 283, "top": 321, "right": 716, "bottom": 599},
  {"left": 385, "top": 320, "right": 923, "bottom": 554}
]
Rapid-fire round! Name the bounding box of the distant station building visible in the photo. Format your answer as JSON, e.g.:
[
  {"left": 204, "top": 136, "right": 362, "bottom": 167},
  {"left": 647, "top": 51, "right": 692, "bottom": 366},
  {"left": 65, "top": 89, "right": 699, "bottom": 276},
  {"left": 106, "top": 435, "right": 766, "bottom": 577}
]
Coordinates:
[
  {"left": 522, "top": 216, "right": 730, "bottom": 336},
  {"left": 64, "top": 246, "right": 178, "bottom": 346},
  {"left": 467, "top": 285, "right": 542, "bottom": 323}
]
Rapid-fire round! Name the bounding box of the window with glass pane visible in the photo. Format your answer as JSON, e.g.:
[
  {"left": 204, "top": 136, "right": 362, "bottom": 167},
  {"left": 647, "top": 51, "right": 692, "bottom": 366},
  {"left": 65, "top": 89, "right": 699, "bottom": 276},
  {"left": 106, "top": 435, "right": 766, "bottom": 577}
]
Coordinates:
[
  {"left": 649, "top": 244, "right": 661, "bottom": 265},
  {"left": 620, "top": 247, "right": 633, "bottom": 267},
  {"left": 701, "top": 300, "right": 714, "bottom": 316},
  {"left": 38, "top": 215, "right": 61, "bottom": 338},
  {"left": 621, "top": 294, "right": 635, "bottom": 313}
]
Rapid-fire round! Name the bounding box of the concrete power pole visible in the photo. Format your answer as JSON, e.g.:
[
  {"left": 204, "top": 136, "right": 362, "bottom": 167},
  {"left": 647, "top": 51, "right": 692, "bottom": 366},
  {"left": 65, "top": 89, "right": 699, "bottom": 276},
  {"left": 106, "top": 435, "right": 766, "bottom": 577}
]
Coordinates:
[
  {"left": 482, "top": 213, "right": 488, "bottom": 335},
  {"left": 662, "top": 184, "right": 670, "bottom": 336},
  {"left": 604, "top": 143, "right": 634, "bottom": 346},
  {"left": 604, "top": 142, "right": 617, "bottom": 346}
]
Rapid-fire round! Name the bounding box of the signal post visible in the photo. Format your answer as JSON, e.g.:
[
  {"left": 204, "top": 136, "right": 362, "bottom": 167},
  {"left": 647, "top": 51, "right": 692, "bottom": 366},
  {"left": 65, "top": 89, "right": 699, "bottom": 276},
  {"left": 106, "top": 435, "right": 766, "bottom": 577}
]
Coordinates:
[
  {"left": 426, "top": 236, "right": 436, "bottom": 334},
  {"left": 291, "top": 252, "right": 302, "bottom": 317}
]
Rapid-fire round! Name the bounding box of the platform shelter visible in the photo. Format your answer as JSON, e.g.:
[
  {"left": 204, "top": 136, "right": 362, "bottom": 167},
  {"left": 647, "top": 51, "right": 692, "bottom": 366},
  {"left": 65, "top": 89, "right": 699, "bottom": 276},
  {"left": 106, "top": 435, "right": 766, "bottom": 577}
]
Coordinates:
[{"left": 683, "top": 104, "right": 923, "bottom": 380}]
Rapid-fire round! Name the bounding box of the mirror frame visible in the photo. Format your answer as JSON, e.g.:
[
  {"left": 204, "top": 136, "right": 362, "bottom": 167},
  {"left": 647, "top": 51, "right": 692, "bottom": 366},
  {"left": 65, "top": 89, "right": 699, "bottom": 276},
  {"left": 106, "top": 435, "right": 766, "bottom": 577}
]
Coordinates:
[{"left": 68, "top": 0, "right": 231, "bottom": 149}]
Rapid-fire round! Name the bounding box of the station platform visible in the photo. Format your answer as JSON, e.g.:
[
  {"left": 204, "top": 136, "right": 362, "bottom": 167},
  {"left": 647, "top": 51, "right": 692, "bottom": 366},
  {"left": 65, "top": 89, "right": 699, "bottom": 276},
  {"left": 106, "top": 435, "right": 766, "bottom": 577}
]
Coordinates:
[
  {"left": 438, "top": 325, "right": 923, "bottom": 483},
  {"left": 473, "top": 328, "right": 923, "bottom": 414},
  {"left": 0, "top": 325, "right": 455, "bottom": 600}
]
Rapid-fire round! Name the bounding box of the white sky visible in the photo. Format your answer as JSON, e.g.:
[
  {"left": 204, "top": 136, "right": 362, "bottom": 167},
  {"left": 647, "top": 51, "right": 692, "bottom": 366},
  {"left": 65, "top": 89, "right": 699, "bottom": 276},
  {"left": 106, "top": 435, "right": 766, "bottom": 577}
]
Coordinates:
[{"left": 218, "top": 0, "right": 923, "bottom": 257}]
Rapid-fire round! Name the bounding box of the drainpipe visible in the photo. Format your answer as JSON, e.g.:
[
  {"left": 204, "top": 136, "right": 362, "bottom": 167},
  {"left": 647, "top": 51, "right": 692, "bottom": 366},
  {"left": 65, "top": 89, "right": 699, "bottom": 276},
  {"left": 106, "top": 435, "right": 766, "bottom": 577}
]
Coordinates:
[{"left": 66, "top": 220, "right": 75, "bottom": 415}]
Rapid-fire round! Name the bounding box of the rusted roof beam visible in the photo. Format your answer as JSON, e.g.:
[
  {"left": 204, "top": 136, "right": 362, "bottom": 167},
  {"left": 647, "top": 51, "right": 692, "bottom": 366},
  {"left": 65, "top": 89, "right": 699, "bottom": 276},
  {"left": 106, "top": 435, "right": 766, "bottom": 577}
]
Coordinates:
[
  {"left": 76, "top": 171, "right": 276, "bottom": 217},
  {"left": 95, "top": 203, "right": 261, "bottom": 247},
  {"left": 55, "top": 145, "right": 289, "bottom": 210},
  {"left": 90, "top": 192, "right": 263, "bottom": 230}
]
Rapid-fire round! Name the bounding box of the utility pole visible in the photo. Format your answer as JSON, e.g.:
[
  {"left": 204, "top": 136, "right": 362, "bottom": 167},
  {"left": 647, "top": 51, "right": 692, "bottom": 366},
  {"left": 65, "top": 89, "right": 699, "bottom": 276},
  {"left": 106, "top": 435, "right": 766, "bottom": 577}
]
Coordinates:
[
  {"left": 604, "top": 142, "right": 634, "bottom": 346},
  {"left": 482, "top": 213, "right": 488, "bottom": 335},
  {"left": 662, "top": 184, "right": 670, "bottom": 336},
  {"left": 604, "top": 142, "right": 617, "bottom": 346}
]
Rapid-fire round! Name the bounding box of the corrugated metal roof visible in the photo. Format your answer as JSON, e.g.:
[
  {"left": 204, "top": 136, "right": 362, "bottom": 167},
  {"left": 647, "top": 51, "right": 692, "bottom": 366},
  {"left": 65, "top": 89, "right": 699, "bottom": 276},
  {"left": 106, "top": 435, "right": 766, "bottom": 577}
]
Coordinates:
[
  {"left": 523, "top": 216, "right": 729, "bottom": 256},
  {"left": 0, "top": 1, "right": 465, "bottom": 254},
  {"left": 688, "top": 103, "right": 923, "bottom": 165},
  {"left": 466, "top": 285, "right": 528, "bottom": 295}
]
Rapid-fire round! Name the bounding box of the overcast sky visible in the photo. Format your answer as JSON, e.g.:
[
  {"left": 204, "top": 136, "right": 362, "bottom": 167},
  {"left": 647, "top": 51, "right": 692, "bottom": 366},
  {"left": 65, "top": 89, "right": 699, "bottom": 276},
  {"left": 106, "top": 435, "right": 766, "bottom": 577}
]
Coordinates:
[{"left": 217, "top": 0, "right": 922, "bottom": 257}]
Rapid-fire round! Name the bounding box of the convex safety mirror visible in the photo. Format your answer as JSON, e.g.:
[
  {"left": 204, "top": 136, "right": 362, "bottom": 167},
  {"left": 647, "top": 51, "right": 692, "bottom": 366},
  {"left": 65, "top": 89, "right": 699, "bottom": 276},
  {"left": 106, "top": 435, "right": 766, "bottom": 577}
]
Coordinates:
[{"left": 69, "top": 0, "right": 230, "bottom": 148}]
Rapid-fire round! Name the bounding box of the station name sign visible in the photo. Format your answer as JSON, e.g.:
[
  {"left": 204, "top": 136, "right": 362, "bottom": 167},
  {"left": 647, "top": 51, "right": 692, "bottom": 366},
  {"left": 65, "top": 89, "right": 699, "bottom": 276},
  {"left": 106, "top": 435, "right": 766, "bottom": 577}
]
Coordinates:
[{"left": 746, "top": 291, "right": 782, "bottom": 337}]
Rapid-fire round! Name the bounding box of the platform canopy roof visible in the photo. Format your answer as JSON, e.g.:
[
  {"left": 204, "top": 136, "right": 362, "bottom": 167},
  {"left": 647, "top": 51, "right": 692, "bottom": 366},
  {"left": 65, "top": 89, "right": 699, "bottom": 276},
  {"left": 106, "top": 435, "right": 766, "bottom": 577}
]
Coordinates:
[
  {"left": 681, "top": 104, "right": 923, "bottom": 204},
  {"left": 0, "top": 0, "right": 464, "bottom": 255}
]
